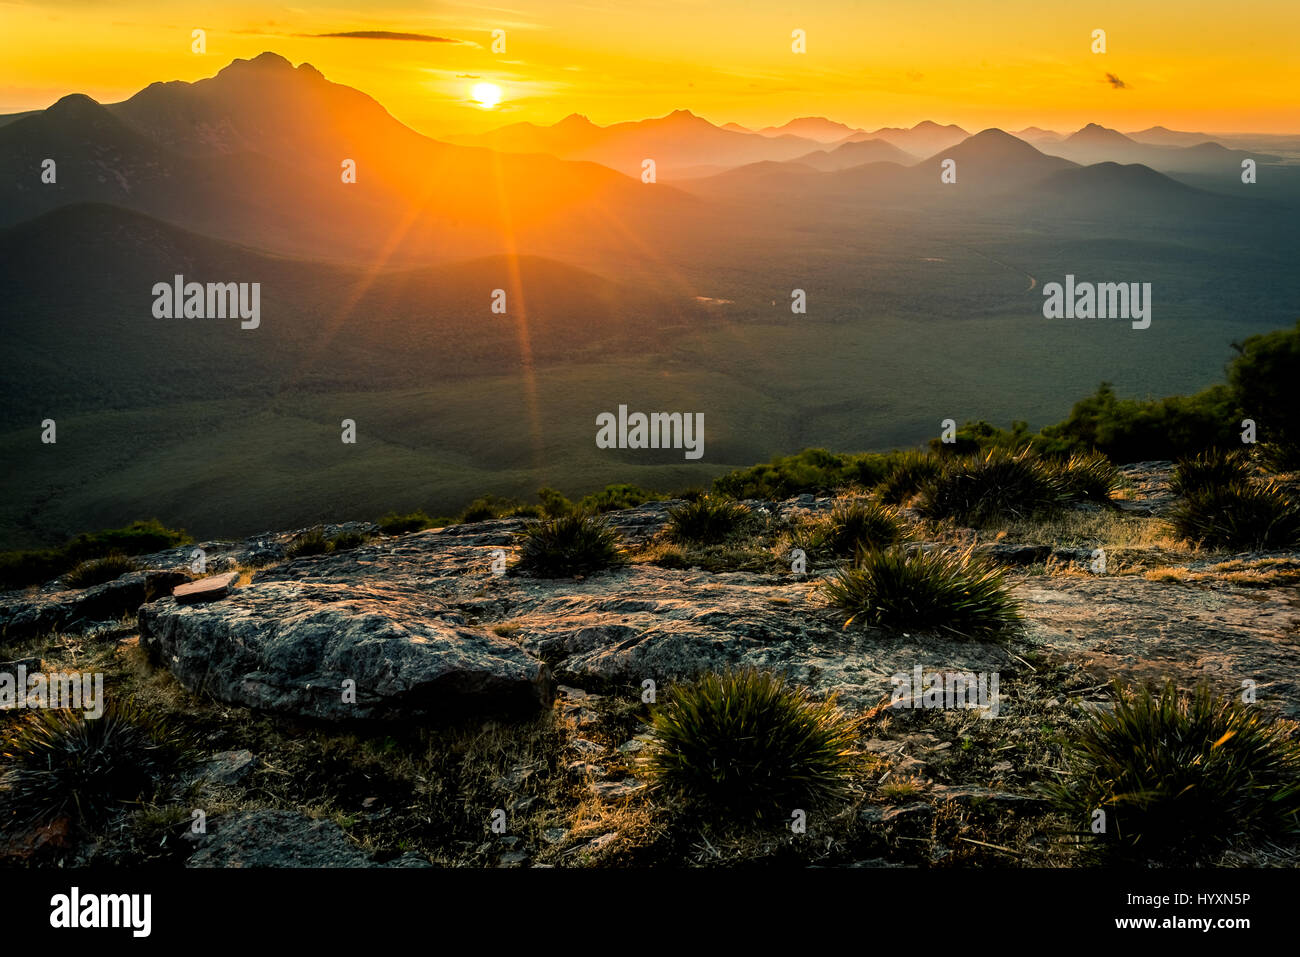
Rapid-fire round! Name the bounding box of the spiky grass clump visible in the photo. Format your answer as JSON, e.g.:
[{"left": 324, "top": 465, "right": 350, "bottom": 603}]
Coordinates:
[
  {"left": 643, "top": 668, "right": 858, "bottom": 818},
  {"left": 1169, "top": 448, "right": 1254, "bottom": 498},
  {"left": 0, "top": 700, "right": 194, "bottom": 830},
  {"left": 666, "top": 497, "right": 751, "bottom": 545},
  {"left": 1170, "top": 480, "right": 1300, "bottom": 550},
  {"left": 876, "top": 451, "right": 941, "bottom": 505},
  {"left": 1045, "top": 681, "right": 1300, "bottom": 862},
  {"left": 918, "top": 449, "right": 1066, "bottom": 525},
  {"left": 514, "top": 512, "right": 623, "bottom": 577},
  {"left": 820, "top": 546, "right": 1020, "bottom": 640},
  {"left": 328, "top": 530, "right": 370, "bottom": 551},
  {"left": 811, "top": 501, "right": 904, "bottom": 553},
  {"left": 1054, "top": 451, "right": 1121, "bottom": 503},
  {"left": 62, "top": 553, "right": 136, "bottom": 588}
]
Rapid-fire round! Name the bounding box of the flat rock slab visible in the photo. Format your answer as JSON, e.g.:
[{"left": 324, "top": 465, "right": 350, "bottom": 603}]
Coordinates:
[
  {"left": 1017, "top": 575, "right": 1300, "bottom": 717},
  {"left": 174, "top": 572, "right": 239, "bottom": 603},
  {"left": 187, "top": 810, "right": 428, "bottom": 868},
  {"left": 138, "top": 580, "right": 554, "bottom": 721}
]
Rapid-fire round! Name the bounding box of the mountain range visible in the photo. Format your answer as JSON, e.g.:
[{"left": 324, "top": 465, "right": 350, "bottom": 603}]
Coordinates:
[{"left": 1, "top": 52, "right": 1297, "bottom": 547}]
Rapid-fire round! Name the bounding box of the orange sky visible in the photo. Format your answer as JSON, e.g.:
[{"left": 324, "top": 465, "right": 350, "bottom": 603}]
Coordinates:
[{"left": 1, "top": 1, "right": 1297, "bottom": 135}]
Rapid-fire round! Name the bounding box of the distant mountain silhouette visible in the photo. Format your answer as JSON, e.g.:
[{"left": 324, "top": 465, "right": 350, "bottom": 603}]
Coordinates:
[
  {"left": 792, "top": 138, "right": 918, "bottom": 171},
  {"left": 1042, "top": 122, "right": 1273, "bottom": 174},
  {"left": 0, "top": 53, "right": 695, "bottom": 267},
  {"left": 758, "top": 117, "right": 861, "bottom": 142},
  {"left": 841, "top": 121, "right": 969, "bottom": 155},
  {"left": 451, "top": 108, "right": 828, "bottom": 176},
  {"left": 1126, "top": 125, "right": 1214, "bottom": 147}
]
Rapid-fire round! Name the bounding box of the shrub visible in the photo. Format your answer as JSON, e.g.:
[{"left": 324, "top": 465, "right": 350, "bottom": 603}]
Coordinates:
[
  {"left": 1044, "top": 681, "right": 1300, "bottom": 862},
  {"left": 286, "top": 526, "right": 330, "bottom": 558},
  {"left": 1228, "top": 319, "right": 1300, "bottom": 453},
  {"left": 459, "top": 496, "right": 521, "bottom": 523},
  {"left": 62, "top": 519, "right": 191, "bottom": 565},
  {"left": 666, "top": 497, "right": 751, "bottom": 545},
  {"left": 575, "top": 483, "right": 666, "bottom": 514},
  {"left": 378, "top": 510, "right": 435, "bottom": 534},
  {"left": 876, "top": 451, "right": 941, "bottom": 505},
  {"left": 918, "top": 449, "right": 1066, "bottom": 525},
  {"left": 1170, "top": 480, "right": 1300, "bottom": 550},
  {"left": 0, "top": 519, "right": 190, "bottom": 592},
  {"left": 820, "top": 546, "right": 1020, "bottom": 640},
  {"left": 62, "top": 553, "right": 137, "bottom": 588},
  {"left": 643, "top": 668, "right": 858, "bottom": 818},
  {"left": 514, "top": 513, "right": 623, "bottom": 577},
  {"left": 0, "top": 700, "right": 195, "bottom": 829},
  {"left": 1041, "top": 381, "right": 1239, "bottom": 463},
  {"left": 1169, "top": 449, "right": 1253, "bottom": 498},
  {"left": 536, "top": 487, "right": 573, "bottom": 518},
  {"left": 1054, "top": 450, "right": 1121, "bottom": 503}
]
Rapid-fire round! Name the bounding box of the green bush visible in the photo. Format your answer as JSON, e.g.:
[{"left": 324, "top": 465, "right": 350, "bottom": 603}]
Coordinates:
[
  {"left": 1169, "top": 449, "right": 1253, "bottom": 498},
  {"left": 378, "top": 510, "right": 435, "bottom": 534},
  {"left": 820, "top": 546, "right": 1020, "bottom": 640},
  {"left": 62, "top": 519, "right": 191, "bottom": 565},
  {"left": 643, "top": 668, "right": 858, "bottom": 818},
  {"left": 1228, "top": 319, "right": 1300, "bottom": 454},
  {"left": 536, "top": 487, "right": 573, "bottom": 518},
  {"left": 1044, "top": 681, "right": 1300, "bottom": 862},
  {"left": 63, "top": 553, "right": 137, "bottom": 588},
  {"left": 918, "top": 449, "right": 1066, "bottom": 525},
  {"left": 459, "top": 495, "right": 524, "bottom": 523},
  {"left": 1041, "top": 382, "right": 1238, "bottom": 463},
  {"left": 0, "top": 520, "right": 190, "bottom": 592},
  {"left": 514, "top": 513, "right": 623, "bottom": 577},
  {"left": 1170, "top": 480, "right": 1300, "bottom": 550},
  {"left": 666, "top": 497, "right": 751, "bottom": 545},
  {"left": 0, "top": 700, "right": 195, "bottom": 829},
  {"left": 575, "top": 483, "right": 666, "bottom": 514}
]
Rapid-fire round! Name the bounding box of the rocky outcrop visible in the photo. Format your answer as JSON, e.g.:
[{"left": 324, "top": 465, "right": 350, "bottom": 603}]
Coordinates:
[
  {"left": 138, "top": 576, "right": 555, "bottom": 721},
  {"left": 0, "top": 569, "right": 189, "bottom": 642}
]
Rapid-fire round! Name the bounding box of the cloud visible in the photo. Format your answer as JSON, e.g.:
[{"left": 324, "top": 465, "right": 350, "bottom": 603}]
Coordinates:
[
  {"left": 1105, "top": 73, "right": 1128, "bottom": 90},
  {"left": 304, "top": 31, "right": 461, "bottom": 43}
]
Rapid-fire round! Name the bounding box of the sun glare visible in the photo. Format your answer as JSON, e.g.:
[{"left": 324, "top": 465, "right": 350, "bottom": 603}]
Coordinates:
[{"left": 471, "top": 82, "right": 502, "bottom": 109}]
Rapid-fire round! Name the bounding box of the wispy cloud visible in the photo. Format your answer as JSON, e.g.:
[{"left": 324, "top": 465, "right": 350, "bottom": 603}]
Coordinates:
[{"left": 303, "top": 31, "right": 461, "bottom": 43}]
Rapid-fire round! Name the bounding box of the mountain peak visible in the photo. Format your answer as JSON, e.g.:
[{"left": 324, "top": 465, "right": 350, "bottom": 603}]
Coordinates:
[
  {"left": 217, "top": 52, "right": 295, "bottom": 78},
  {"left": 48, "top": 92, "right": 103, "bottom": 114}
]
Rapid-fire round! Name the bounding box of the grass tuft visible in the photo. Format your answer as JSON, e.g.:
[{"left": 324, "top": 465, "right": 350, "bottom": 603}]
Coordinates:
[
  {"left": 62, "top": 553, "right": 137, "bottom": 589},
  {"left": 1044, "top": 681, "right": 1300, "bottom": 862},
  {"left": 820, "top": 546, "right": 1020, "bottom": 640},
  {"left": 643, "top": 668, "right": 858, "bottom": 818},
  {"left": 666, "top": 497, "right": 751, "bottom": 545},
  {"left": 514, "top": 513, "right": 623, "bottom": 577},
  {"left": 0, "top": 700, "right": 195, "bottom": 830}
]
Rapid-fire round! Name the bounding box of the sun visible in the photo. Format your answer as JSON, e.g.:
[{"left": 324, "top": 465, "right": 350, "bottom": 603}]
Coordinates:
[{"left": 470, "top": 82, "right": 502, "bottom": 109}]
